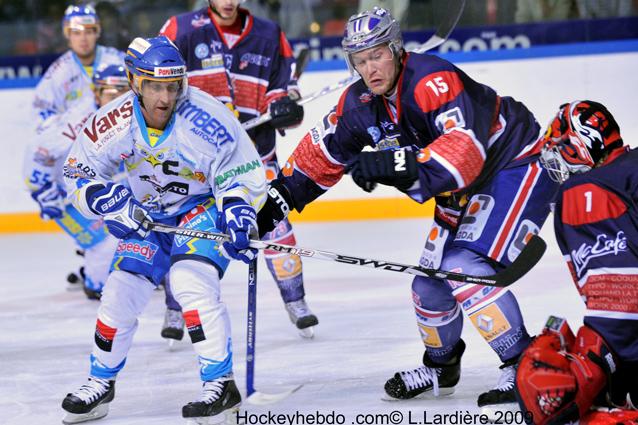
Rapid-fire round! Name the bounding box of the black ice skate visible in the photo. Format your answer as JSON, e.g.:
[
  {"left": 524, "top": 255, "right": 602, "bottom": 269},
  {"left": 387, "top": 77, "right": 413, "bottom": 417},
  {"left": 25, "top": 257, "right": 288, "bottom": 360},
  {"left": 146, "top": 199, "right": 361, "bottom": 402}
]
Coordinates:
[
  {"left": 61, "top": 377, "right": 115, "bottom": 424},
  {"left": 161, "top": 308, "right": 185, "bottom": 348},
  {"left": 477, "top": 357, "right": 519, "bottom": 422},
  {"left": 66, "top": 266, "right": 85, "bottom": 291},
  {"left": 284, "top": 299, "right": 318, "bottom": 338},
  {"left": 384, "top": 339, "right": 465, "bottom": 400},
  {"left": 182, "top": 374, "right": 241, "bottom": 424}
]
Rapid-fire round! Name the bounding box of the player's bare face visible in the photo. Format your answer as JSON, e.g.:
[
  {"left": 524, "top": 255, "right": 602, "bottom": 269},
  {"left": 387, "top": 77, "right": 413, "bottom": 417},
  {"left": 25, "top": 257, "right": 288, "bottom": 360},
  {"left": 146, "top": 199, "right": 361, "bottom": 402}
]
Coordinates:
[
  {"left": 67, "top": 28, "right": 99, "bottom": 63},
  {"left": 210, "top": 0, "right": 240, "bottom": 25},
  {"left": 140, "top": 80, "right": 181, "bottom": 129},
  {"left": 351, "top": 45, "right": 398, "bottom": 96}
]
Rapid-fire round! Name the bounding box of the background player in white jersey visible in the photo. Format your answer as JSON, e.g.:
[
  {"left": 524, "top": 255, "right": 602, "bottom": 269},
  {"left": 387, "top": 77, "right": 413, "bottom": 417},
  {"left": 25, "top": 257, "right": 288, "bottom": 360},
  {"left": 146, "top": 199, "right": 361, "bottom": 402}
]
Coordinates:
[
  {"left": 32, "top": 5, "right": 124, "bottom": 126},
  {"left": 23, "top": 64, "right": 129, "bottom": 299},
  {"left": 516, "top": 101, "right": 638, "bottom": 425},
  {"left": 60, "top": 36, "right": 266, "bottom": 424}
]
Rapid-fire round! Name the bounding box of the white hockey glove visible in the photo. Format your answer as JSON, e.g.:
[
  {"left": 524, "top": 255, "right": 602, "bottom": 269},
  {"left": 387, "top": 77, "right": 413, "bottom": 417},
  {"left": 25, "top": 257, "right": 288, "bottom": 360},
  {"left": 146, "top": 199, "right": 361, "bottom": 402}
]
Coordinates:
[
  {"left": 218, "top": 198, "right": 258, "bottom": 263},
  {"left": 31, "top": 182, "right": 65, "bottom": 220},
  {"left": 87, "top": 182, "right": 152, "bottom": 240}
]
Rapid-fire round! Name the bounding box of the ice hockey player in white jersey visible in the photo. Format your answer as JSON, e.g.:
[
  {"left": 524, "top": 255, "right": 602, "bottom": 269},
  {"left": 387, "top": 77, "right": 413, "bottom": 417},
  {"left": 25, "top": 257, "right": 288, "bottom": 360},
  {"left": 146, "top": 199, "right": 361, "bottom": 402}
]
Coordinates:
[
  {"left": 32, "top": 4, "right": 124, "bottom": 126},
  {"left": 23, "top": 64, "right": 129, "bottom": 299},
  {"left": 60, "top": 36, "right": 266, "bottom": 424}
]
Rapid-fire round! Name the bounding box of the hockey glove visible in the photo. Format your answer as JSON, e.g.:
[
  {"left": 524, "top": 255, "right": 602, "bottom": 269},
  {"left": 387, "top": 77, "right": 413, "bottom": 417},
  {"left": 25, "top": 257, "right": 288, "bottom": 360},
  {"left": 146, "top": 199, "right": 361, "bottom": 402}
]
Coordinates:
[
  {"left": 349, "top": 148, "right": 418, "bottom": 192},
  {"left": 31, "top": 182, "right": 65, "bottom": 220},
  {"left": 256, "top": 180, "right": 293, "bottom": 238},
  {"left": 268, "top": 96, "right": 304, "bottom": 130},
  {"left": 219, "top": 198, "right": 259, "bottom": 263},
  {"left": 87, "top": 182, "right": 152, "bottom": 240}
]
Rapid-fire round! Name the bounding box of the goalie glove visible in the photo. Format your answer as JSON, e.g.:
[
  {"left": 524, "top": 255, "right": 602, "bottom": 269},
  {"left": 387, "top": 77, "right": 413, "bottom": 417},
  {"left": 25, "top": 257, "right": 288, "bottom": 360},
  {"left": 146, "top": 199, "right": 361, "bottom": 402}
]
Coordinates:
[
  {"left": 349, "top": 148, "right": 418, "bottom": 193},
  {"left": 31, "top": 182, "right": 65, "bottom": 220},
  {"left": 87, "top": 182, "right": 152, "bottom": 240}
]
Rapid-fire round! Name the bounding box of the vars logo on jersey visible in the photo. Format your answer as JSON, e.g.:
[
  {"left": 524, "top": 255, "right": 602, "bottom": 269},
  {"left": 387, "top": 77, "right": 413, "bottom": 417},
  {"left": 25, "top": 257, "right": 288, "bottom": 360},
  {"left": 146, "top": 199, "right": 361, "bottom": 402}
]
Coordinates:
[
  {"left": 435, "top": 107, "right": 466, "bottom": 134},
  {"left": 84, "top": 100, "right": 134, "bottom": 148}
]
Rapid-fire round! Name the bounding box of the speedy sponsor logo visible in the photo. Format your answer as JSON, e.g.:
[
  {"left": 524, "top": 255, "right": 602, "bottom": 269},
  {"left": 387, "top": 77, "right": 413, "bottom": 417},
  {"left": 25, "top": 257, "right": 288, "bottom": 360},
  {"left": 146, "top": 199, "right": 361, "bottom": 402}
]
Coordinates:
[
  {"left": 84, "top": 100, "right": 134, "bottom": 144},
  {"left": 176, "top": 100, "right": 234, "bottom": 148},
  {"left": 115, "top": 240, "right": 158, "bottom": 264},
  {"left": 571, "top": 231, "right": 628, "bottom": 276},
  {"left": 154, "top": 66, "right": 186, "bottom": 77},
  {"left": 214, "top": 159, "right": 261, "bottom": 186},
  {"left": 63, "top": 157, "right": 97, "bottom": 179}
]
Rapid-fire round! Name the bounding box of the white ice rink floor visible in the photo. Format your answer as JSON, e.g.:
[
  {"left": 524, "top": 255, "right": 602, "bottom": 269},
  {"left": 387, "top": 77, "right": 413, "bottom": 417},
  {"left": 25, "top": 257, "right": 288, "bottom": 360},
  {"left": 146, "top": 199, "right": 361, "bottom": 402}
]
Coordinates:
[{"left": 0, "top": 219, "right": 585, "bottom": 425}]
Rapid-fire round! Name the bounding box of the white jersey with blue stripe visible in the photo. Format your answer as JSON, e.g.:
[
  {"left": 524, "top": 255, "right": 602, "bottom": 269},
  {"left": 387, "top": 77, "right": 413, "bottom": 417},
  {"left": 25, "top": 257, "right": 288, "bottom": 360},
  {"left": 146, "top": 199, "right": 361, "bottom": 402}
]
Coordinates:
[
  {"left": 63, "top": 87, "right": 267, "bottom": 219},
  {"left": 32, "top": 45, "right": 124, "bottom": 125}
]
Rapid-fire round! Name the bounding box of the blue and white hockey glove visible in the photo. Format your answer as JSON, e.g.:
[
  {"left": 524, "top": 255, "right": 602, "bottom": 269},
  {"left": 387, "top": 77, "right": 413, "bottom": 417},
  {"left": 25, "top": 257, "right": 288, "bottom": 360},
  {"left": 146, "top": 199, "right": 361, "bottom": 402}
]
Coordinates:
[
  {"left": 31, "top": 182, "right": 65, "bottom": 220},
  {"left": 219, "top": 198, "right": 258, "bottom": 263},
  {"left": 87, "top": 182, "right": 152, "bottom": 240}
]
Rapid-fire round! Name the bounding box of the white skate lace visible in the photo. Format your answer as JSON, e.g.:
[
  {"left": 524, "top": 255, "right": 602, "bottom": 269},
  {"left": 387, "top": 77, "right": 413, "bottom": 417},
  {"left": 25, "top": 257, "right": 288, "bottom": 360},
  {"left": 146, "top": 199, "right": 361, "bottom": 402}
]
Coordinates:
[
  {"left": 493, "top": 364, "right": 516, "bottom": 392},
  {"left": 399, "top": 366, "right": 440, "bottom": 396},
  {"left": 72, "top": 377, "right": 110, "bottom": 404},
  {"left": 285, "top": 300, "right": 312, "bottom": 320},
  {"left": 198, "top": 377, "right": 229, "bottom": 404},
  {"left": 164, "top": 309, "right": 184, "bottom": 329}
]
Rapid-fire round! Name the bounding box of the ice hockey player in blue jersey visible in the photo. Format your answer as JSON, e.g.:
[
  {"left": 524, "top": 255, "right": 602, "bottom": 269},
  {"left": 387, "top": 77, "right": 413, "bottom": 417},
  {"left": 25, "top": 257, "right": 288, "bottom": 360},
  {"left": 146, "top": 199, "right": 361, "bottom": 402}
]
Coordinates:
[
  {"left": 159, "top": 0, "right": 318, "bottom": 339},
  {"left": 256, "top": 7, "right": 559, "bottom": 415},
  {"left": 24, "top": 64, "right": 129, "bottom": 300},
  {"left": 60, "top": 36, "right": 266, "bottom": 424},
  {"left": 516, "top": 100, "right": 638, "bottom": 425}
]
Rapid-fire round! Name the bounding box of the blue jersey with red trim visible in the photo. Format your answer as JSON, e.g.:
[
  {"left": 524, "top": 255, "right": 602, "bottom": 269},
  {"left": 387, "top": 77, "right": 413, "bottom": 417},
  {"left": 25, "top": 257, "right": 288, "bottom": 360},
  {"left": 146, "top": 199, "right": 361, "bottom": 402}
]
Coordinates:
[
  {"left": 553, "top": 147, "right": 638, "bottom": 361},
  {"left": 279, "top": 52, "right": 541, "bottom": 210},
  {"left": 160, "top": 7, "right": 298, "bottom": 160}
]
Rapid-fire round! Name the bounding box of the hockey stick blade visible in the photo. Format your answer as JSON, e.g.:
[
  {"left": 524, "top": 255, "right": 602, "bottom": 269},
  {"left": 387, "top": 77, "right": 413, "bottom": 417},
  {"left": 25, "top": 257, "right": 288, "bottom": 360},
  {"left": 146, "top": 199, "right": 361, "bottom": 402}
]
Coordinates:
[
  {"left": 145, "top": 221, "right": 545, "bottom": 287},
  {"left": 246, "top": 384, "right": 303, "bottom": 405},
  {"left": 415, "top": 0, "right": 466, "bottom": 53}
]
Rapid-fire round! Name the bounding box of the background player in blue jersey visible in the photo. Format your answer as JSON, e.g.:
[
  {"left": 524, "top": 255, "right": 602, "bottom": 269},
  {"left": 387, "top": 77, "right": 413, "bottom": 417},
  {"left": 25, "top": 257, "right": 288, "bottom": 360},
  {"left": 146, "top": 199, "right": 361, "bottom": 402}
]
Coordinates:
[
  {"left": 516, "top": 100, "right": 638, "bottom": 425},
  {"left": 158, "top": 0, "right": 318, "bottom": 339},
  {"left": 256, "top": 7, "right": 559, "bottom": 415},
  {"left": 60, "top": 36, "right": 266, "bottom": 424}
]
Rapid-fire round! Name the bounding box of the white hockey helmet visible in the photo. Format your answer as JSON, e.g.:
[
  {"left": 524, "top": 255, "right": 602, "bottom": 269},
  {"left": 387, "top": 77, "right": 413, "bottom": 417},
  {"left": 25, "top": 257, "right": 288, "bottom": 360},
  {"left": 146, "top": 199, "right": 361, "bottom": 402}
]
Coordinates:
[{"left": 342, "top": 7, "right": 403, "bottom": 75}]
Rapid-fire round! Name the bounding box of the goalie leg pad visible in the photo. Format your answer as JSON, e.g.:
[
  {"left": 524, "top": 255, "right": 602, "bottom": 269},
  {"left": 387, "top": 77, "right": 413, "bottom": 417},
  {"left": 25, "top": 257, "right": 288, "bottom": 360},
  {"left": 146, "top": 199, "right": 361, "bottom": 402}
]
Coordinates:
[{"left": 515, "top": 324, "right": 614, "bottom": 425}]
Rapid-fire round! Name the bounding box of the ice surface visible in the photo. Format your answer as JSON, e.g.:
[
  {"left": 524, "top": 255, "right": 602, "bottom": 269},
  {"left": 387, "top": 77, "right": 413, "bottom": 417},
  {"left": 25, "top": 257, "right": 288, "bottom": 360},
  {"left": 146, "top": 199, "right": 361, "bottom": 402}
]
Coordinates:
[{"left": 0, "top": 219, "right": 584, "bottom": 424}]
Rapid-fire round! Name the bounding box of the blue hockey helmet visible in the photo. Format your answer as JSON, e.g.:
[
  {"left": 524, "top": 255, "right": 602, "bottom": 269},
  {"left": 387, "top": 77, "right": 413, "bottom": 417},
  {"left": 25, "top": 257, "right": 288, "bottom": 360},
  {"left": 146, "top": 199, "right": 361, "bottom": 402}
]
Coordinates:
[
  {"left": 124, "top": 36, "right": 187, "bottom": 95},
  {"left": 62, "top": 5, "right": 100, "bottom": 36},
  {"left": 93, "top": 64, "right": 129, "bottom": 91},
  {"left": 342, "top": 7, "right": 403, "bottom": 75}
]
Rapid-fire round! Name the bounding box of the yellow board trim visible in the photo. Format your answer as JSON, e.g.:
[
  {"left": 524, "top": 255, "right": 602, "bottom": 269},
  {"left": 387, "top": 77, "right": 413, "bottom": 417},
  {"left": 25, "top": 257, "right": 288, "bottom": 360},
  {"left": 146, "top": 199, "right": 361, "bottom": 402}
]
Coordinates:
[{"left": 0, "top": 198, "right": 435, "bottom": 234}]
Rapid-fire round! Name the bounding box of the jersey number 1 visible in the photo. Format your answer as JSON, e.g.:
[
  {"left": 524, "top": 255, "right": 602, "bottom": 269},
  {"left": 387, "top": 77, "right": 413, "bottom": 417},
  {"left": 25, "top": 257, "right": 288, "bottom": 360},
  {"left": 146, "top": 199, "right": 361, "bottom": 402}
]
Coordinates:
[{"left": 584, "top": 191, "right": 592, "bottom": 213}]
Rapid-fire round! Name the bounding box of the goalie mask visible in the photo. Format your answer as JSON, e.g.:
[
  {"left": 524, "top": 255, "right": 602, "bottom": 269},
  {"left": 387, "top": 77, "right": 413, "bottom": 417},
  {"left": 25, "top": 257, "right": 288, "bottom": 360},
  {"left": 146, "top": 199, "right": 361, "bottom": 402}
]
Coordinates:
[
  {"left": 342, "top": 7, "right": 403, "bottom": 75},
  {"left": 539, "top": 100, "right": 623, "bottom": 183}
]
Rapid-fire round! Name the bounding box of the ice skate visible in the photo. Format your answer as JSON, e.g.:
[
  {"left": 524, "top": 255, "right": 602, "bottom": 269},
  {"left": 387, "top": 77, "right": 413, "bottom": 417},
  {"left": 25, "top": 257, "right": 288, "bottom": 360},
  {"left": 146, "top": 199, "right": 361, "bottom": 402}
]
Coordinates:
[
  {"left": 383, "top": 340, "right": 465, "bottom": 400},
  {"left": 284, "top": 299, "right": 318, "bottom": 338},
  {"left": 161, "top": 308, "right": 185, "bottom": 348},
  {"left": 66, "top": 266, "right": 85, "bottom": 292},
  {"left": 182, "top": 374, "right": 242, "bottom": 425},
  {"left": 61, "top": 377, "right": 114, "bottom": 424},
  {"left": 477, "top": 358, "right": 519, "bottom": 422}
]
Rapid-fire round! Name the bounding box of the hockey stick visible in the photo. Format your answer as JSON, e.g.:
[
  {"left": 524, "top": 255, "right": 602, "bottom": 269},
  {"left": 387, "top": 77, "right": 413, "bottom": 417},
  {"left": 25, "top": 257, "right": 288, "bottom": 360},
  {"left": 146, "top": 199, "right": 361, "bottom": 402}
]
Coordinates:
[
  {"left": 242, "top": 0, "right": 466, "bottom": 131},
  {"left": 144, "top": 221, "right": 545, "bottom": 287},
  {"left": 244, "top": 257, "right": 302, "bottom": 405}
]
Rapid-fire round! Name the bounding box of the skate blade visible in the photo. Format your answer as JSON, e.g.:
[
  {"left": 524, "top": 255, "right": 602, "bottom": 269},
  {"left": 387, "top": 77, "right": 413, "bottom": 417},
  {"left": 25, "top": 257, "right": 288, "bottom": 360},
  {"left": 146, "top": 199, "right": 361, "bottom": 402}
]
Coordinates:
[
  {"left": 185, "top": 405, "right": 241, "bottom": 425},
  {"left": 297, "top": 327, "right": 314, "bottom": 339},
  {"left": 62, "top": 403, "right": 109, "bottom": 424},
  {"left": 246, "top": 384, "right": 303, "bottom": 405},
  {"left": 381, "top": 386, "right": 455, "bottom": 401},
  {"left": 167, "top": 338, "right": 177, "bottom": 351},
  {"left": 480, "top": 403, "right": 519, "bottom": 424}
]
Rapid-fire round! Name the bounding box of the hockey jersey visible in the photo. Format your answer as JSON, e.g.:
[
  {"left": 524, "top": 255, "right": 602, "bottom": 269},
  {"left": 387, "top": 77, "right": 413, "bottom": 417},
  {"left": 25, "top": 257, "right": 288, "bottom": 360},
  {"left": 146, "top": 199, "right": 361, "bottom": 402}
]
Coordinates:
[
  {"left": 279, "top": 52, "right": 541, "bottom": 210},
  {"left": 24, "top": 95, "right": 98, "bottom": 192},
  {"left": 554, "top": 147, "right": 638, "bottom": 361},
  {"left": 32, "top": 46, "right": 124, "bottom": 126},
  {"left": 63, "top": 87, "right": 266, "bottom": 219},
  {"left": 160, "top": 7, "right": 298, "bottom": 160}
]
